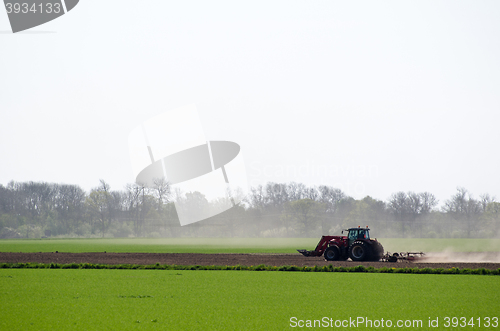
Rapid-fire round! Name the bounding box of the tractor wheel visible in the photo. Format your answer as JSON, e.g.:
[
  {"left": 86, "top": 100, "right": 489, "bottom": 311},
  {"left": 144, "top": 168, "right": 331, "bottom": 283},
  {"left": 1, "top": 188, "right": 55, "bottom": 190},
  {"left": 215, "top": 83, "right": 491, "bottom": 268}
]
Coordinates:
[
  {"left": 348, "top": 241, "right": 370, "bottom": 261},
  {"left": 371, "top": 242, "right": 384, "bottom": 261},
  {"left": 324, "top": 246, "right": 340, "bottom": 261}
]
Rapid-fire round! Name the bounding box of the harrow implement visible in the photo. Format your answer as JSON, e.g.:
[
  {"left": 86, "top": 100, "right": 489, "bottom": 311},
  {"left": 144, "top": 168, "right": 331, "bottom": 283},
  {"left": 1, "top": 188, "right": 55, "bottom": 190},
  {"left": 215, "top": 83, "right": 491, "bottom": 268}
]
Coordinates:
[{"left": 381, "top": 252, "right": 426, "bottom": 262}]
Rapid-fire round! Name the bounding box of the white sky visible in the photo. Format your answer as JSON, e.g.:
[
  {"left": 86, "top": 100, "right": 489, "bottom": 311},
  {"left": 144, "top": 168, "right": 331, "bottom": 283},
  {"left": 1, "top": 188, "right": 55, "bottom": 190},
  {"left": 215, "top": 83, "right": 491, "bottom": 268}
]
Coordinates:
[{"left": 1, "top": 0, "right": 499, "bottom": 205}]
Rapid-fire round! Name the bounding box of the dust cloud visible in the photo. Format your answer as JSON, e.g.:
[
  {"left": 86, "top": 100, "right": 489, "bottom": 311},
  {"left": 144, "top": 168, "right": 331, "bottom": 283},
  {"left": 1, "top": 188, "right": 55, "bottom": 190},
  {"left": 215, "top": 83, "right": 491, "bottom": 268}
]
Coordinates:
[{"left": 423, "top": 249, "right": 500, "bottom": 263}]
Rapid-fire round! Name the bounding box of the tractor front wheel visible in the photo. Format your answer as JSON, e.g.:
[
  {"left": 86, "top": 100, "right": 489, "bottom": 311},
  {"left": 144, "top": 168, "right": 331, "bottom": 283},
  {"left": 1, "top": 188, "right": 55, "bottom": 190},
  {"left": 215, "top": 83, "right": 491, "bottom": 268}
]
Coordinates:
[
  {"left": 349, "top": 241, "right": 370, "bottom": 261},
  {"left": 324, "top": 246, "right": 340, "bottom": 261}
]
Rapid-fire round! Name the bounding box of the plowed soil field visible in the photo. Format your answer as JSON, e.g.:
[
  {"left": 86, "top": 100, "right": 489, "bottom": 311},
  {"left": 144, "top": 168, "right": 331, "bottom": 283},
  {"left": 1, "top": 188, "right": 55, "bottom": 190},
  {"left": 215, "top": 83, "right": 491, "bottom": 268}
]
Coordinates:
[{"left": 1, "top": 252, "right": 499, "bottom": 270}]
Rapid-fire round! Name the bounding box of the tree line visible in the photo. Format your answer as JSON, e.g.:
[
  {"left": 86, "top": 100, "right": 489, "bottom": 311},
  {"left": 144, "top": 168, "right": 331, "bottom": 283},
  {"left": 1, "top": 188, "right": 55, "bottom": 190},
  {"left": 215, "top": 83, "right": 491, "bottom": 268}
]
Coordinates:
[{"left": 0, "top": 180, "right": 498, "bottom": 239}]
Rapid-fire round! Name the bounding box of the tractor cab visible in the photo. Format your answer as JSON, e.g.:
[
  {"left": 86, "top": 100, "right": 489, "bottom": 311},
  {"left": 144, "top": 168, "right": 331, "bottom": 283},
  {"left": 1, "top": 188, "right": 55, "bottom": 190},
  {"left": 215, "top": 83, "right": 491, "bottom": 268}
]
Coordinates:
[
  {"left": 344, "top": 227, "right": 370, "bottom": 245},
  {"left": 298, "top": 226, "right": 384, "bottom": 261}
]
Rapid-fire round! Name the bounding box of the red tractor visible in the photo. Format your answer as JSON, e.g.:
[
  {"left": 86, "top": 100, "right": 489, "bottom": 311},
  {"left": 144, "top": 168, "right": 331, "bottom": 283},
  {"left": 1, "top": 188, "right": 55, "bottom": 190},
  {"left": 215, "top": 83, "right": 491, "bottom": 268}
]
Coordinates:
[{"left": 298, "top": 226, "right": 384, "bottom": 261}]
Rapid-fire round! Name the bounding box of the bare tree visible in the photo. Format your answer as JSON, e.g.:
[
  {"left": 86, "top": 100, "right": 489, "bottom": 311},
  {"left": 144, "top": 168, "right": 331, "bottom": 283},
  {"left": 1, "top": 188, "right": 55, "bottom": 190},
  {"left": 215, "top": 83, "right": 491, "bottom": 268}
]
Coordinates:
[
  {"left": 152, "top": 177, "right": 171, "bottom": 212},
  {"left": 443, "top": 187, "right": 482, "bottom": 237},
  {"left": 284, "top": 199, "right": 324, "bottom": 236},
  {"left": 388, "top": 192, "right": 409, "bottom": 236},
  {"left": 479, "top": 194, "right": 496, "bottom": 213},
  {"left": 247, "top": 185, "right": 266, "bottom": 210},
  {"left": 304, "top": 187, "right": 319, "bottom": 201},
  {"left": 318, "top": 185, "right": 346, "bottom": 233},
  {"left": 85, "top": 179, "right": 115, "bottom": 238},
  {"left": 151, "top": 177, "right": 172, "bottom": 235},
  {"left": 420, "top": 192, "right": 438, "bottom": 214},
  {"left": 86, "top": 189, "right": 108, "bottom": 237},
  {"left": 265, "top": 182, "right": 289, "bottom": 209},
  {"left": 388, "top": 191, "right": 436, "bottom": 237},
  {"left": 124, "top": 182, "right": 153, "bottom": 236},
  {"left": 125, "top": 183, "right": 141, "bottom": 236},
  {"left": 55, "top": 184, "right": 86, "bottom": 234},
  {"left": 286, "top": 182, "right": 306, "bottom": 201}
]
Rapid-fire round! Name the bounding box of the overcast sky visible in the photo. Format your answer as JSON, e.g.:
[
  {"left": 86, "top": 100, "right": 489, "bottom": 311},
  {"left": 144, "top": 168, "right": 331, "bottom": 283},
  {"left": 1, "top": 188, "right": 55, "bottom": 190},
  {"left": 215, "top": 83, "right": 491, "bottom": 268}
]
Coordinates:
[{"left": 1, "top": 0, "right": 499, "bottom": 205}]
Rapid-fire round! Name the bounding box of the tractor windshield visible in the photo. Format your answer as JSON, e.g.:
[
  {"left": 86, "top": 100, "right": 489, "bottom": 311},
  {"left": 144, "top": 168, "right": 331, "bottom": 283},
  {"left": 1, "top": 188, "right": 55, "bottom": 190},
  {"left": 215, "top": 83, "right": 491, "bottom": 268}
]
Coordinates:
[
  {"left": 348, "top": 229, "right": 370, "bottom": 241},
  {"left": 348, "top": 231, "right": 357, "bottom": 241}
]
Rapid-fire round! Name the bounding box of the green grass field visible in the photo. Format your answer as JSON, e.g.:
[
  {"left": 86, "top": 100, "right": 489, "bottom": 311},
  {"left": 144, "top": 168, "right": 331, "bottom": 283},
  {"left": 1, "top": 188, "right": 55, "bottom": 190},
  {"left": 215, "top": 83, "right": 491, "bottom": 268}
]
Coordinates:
[
  {"left": 1, "top": 237, "right": 499, "bottom": 254},
  {"left": 1, "top": 269, "right": 498, "bottom": 330},
  {"left": 1, "top": 239, "right": 499, "bottom": 330}
]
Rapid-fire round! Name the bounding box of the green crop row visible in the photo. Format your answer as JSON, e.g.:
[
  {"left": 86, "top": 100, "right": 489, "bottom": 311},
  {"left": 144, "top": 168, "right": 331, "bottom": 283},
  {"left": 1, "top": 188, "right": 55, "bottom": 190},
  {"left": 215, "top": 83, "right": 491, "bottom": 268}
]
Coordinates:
[{"left": 1, "top": 262, "right": 498, "bottom": 275}]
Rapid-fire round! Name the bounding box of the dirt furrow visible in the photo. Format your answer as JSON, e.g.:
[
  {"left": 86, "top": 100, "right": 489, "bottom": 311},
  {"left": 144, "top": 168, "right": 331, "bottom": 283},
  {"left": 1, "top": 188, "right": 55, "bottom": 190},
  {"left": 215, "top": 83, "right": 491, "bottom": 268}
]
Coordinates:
[{"left": 1, "top": 252, "right": 499, "bottom": 270}]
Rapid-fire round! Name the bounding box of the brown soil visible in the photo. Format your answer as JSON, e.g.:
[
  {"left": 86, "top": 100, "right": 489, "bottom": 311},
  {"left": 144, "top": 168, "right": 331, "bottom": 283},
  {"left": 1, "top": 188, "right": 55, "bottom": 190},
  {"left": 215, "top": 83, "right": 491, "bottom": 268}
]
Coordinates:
[{"left": 1, "top": 252, "right": 499, "bottom": 270}]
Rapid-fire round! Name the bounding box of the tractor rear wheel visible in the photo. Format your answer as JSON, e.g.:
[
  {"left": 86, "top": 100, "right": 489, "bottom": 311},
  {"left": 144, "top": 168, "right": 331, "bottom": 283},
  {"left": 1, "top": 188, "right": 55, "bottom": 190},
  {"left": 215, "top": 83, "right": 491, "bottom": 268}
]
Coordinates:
[
  {"left": 349, "top": 241, "right": 370, "bottom": 261},
  {"left": 371, "top": 242, "right": 384, "bottom": 261},
  {"left": 324, "top": 246, "right": 340, "bottom": 261}
]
